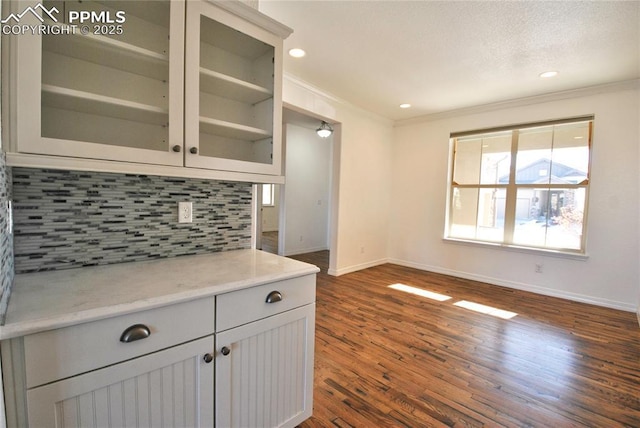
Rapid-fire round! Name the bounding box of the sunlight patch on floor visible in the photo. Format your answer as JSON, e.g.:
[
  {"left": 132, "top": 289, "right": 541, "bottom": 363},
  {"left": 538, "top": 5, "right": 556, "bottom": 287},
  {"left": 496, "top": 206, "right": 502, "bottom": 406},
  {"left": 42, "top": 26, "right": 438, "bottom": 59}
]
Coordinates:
[
  {"left": 388, "top": 284, "right": 452, "bottom": 301},
  {"left": 388, "top": 284, "right": 517, "bottom": 319},
  {"left": 454, "top": 300, "right": 518, "bottom": 319}
]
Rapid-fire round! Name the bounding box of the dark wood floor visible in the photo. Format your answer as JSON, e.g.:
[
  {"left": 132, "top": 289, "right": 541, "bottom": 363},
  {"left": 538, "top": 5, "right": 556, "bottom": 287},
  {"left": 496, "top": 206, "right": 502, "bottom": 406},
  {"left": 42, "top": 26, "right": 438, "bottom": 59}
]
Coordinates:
[
  {"left": 288, "top": 251, "right": 640, "bottom": 428},
  {"left": 261, "top": 231, "right": 279, "bottom": 254}
]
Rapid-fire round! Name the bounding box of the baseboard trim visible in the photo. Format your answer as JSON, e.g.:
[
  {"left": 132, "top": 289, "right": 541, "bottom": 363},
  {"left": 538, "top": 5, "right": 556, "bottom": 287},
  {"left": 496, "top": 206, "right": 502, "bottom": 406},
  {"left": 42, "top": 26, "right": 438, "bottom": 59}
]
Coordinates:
[
  {"left": 322, "top": 256, "right": 635, "bottom": 312},
  {"left": 283, "top": 246, "right": 329, "bottom": 257},
  {"left": 388, "top": 258, "right": 636, "bottom": 313},
  {"left": 328, "top": 258, "right": 388, "bottom": 277}
]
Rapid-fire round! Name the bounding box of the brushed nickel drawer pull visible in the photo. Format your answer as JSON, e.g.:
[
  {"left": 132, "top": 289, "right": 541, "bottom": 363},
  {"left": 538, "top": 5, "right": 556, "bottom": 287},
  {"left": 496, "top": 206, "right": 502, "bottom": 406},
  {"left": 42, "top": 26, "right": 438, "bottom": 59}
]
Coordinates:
[
  {"left": 265, "top": 290, "right": 283, "bottom": 303},
  {"left": 120, "top": 324, "right": 151, "bottom": 343}
]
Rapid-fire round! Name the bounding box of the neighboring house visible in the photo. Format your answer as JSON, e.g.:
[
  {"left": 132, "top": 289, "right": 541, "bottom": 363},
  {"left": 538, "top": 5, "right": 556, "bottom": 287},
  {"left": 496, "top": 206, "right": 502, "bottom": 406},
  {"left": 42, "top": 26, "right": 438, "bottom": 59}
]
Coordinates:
[
  {"left": 500, "top": 158, "right": 588, "bottom": 186},
  {"left": 497, "top": 158, "right": 588, "bottom": 223}
]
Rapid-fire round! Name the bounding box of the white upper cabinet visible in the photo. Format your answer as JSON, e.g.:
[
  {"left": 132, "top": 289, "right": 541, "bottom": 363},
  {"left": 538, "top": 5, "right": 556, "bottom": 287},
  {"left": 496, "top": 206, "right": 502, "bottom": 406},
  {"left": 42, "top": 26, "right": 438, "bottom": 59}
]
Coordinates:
[
  {"left": 10, "top": 0, "right": 185, "bottom": 166},
  {"left": 4, "top": 0, "right": 292, "bottom": 180},
  {"left": 185, "top": 1, "right": 284, "bottom": 175}
]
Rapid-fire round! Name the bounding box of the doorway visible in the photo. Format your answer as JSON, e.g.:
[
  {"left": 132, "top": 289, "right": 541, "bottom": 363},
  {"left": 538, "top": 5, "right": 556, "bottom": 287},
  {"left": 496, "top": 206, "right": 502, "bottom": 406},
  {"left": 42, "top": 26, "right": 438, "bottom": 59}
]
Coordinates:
[
  {"left": 259, "top": 182, "right": 280, "bottom": 253},
  {"left": 255, "top": 106, "right": 339, "bottom": 274}
]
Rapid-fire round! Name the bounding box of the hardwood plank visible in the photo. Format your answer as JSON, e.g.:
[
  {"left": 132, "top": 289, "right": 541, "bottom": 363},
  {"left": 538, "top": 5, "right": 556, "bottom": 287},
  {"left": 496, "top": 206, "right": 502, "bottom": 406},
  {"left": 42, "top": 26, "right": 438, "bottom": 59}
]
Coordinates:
[
  {"left": 289, "top": 251, "right": 640, "bottom": 428},
  {"left": 261, "top": 231, "right": 279, "bottom": 254}
]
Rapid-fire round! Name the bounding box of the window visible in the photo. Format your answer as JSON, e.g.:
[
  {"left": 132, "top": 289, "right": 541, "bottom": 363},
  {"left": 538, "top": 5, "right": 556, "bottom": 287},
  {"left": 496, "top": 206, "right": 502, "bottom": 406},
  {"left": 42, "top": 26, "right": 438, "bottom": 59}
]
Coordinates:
[
  {"left": 446, "top": 117, "right": 593, "bottom": 254},
  {"left": 262, "top": 183, "right": 275, "bottom": 206}
]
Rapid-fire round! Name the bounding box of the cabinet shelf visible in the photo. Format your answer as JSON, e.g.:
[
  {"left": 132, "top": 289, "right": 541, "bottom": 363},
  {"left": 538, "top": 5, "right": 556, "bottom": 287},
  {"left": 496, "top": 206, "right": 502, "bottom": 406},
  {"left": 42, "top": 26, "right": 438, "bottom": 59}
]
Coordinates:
[
  {"left": 199, "top": 67, "right": 272, "bottom": 104},
  {"left": 42, "top": 84, "right": 169, "bottom": 126},
  {"left": 44, "top": 23, "right": 169, "bottom": 80},
  {"left": 199, "top": 117, "right": 271, "bottom": 141}
]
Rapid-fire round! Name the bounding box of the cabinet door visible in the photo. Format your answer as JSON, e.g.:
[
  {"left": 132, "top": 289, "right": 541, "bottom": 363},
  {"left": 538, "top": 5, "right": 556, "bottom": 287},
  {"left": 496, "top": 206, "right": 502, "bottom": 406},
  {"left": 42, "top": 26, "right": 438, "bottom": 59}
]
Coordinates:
[
  {"left": 216, "top": 304, "right": 315, "bottom": 428},
  {"left": 27, "top": 336, "right": 214, "bottom": 427},
  {"left": 11, "top": 0, "right": 185, "bottom": 166},
  {"left": 184, "top": 0, "right": 284, "bottom": 175}
]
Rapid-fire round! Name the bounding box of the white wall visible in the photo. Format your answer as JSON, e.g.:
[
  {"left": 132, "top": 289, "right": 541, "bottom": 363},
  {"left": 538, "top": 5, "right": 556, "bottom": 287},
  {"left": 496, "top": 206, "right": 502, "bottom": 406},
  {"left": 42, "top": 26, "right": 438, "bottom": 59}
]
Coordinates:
[
  {"left": 283, "top": 75, "right": 394, "bottom": 274},
  {"left": 389, "top": 84, "right": 640, "bottom": 311},
  {"left": 282, "top": 123, "right": 331, "bottom": 255}
]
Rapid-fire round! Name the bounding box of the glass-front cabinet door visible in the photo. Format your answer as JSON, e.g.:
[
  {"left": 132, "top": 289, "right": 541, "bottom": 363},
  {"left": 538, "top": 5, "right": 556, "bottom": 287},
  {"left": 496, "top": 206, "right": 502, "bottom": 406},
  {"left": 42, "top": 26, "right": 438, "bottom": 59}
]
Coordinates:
[
  {"left": 12, "top": 0, "right": 185, "bottom": 166},
  {"left": 184, "top": 0, "right": 284, "bottom": 175}
]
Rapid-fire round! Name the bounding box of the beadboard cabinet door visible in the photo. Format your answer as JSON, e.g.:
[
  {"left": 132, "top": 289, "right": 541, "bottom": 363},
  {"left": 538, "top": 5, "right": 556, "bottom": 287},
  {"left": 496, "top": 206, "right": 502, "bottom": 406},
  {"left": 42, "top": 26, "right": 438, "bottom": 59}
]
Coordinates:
[
  {"left": 8, "top": 0, "right": 185, "bottom": 166},
  {"left": 215, "top": 304, "right": 315, "bottom": 428},
  {"left": 26, "top": 336, "right": 215, "bottom": 427}
]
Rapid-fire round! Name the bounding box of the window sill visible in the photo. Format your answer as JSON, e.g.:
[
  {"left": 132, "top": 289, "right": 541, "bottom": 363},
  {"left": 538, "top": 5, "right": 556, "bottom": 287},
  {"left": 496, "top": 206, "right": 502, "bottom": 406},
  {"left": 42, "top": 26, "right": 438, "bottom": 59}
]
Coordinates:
[{"left": 442, "top": 237, "right": 589, "bottom": 261}]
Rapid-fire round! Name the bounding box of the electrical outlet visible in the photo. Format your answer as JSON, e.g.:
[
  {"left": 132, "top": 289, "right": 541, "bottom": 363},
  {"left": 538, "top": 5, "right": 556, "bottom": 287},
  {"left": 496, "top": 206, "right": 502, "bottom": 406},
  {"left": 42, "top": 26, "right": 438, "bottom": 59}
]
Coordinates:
[{"left": 178, "top": 201, "right": 193, "bottom": 223}]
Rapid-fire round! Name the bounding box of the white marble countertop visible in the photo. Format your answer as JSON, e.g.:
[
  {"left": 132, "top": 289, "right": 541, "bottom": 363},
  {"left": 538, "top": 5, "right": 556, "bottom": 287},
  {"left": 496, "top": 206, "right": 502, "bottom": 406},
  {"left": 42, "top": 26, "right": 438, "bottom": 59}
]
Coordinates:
[{"left": 0, "top": 249, "right": 319, "bottom": 340}]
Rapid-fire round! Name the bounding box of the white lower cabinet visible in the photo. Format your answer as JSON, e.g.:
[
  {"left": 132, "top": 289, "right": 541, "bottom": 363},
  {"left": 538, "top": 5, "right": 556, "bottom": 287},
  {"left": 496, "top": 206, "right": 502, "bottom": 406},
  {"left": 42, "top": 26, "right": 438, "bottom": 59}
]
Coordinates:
[
  {"left": 1, "top": 273, "right": 317, "bottom": 428},
  {"left": 215, "top": 305, "right": 315, "bottom": 428},
  {"left": 27, "top": 336, "right": 215, "bottom": 427}
]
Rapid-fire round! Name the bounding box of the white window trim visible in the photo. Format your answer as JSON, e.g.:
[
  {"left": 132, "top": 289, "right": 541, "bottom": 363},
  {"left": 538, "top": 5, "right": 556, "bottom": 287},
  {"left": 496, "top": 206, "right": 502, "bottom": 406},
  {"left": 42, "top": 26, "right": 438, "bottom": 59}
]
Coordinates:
[
  {"left": 445, "top": 116, "right": 593, "bottom": 256},
  {"left": 442, "top": 236, "right": 589, "bottom": 260}
]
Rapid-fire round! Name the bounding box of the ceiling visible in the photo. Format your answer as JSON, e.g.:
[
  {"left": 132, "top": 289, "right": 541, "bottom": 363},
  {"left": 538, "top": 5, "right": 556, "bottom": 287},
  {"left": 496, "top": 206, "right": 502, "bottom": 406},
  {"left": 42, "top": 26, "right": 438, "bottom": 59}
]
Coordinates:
[{"left": 259, "top": 1, "right": 640, "bottom": 122}]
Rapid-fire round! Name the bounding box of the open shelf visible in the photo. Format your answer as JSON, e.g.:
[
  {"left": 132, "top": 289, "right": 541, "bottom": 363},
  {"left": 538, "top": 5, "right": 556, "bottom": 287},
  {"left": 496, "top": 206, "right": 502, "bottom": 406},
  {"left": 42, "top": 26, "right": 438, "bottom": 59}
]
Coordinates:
[
  {"left": 44, "top": 24, "right": 169, "bottom": 81},
  {"left": 42, "top": 84, "right": 169, "bottom": 126},
  {"left": 199, "top": 117, "right": 271, "bottom": 141},
  {"left": 199, "top": 68, "right": 272, "bottom": 104}
]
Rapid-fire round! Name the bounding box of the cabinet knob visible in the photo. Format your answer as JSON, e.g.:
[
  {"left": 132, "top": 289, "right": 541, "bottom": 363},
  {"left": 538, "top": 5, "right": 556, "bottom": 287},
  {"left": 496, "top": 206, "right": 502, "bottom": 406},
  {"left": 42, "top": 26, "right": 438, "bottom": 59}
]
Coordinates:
[
  {"left": 203, "top": 353, "right": 214, "bottom": 363},
  {"left": 265, "top": 290, "right": 283, "bottom": 304},
  {"left": 221, "top": 346, "right": 231, "bottom": 356},
  {"left": 189, "top": 147, "right": 198, "bottom": 154},
  {"left": 172, "top": 145, "right": 181, "bottom": 152},
  {"left": 120, "top": 324, "right": 151, "bottom": 343}
]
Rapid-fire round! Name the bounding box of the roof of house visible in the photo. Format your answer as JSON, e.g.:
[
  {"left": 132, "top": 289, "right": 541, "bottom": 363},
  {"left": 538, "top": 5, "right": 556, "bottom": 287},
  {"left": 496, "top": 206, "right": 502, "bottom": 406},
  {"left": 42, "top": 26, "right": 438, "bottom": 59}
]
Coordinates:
[{"left": 499, "top": 158, "right": 587, "bottom": 184}]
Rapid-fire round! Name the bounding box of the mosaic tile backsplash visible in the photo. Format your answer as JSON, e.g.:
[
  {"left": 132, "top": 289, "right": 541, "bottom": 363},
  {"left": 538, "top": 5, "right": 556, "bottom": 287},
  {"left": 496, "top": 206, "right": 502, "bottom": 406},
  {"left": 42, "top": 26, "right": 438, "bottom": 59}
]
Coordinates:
[
  {"left": 0, "top": 153, "right": 14, "bottom": 319},
  {"left": 12, "top": 168, "right": 253, "bottom": 273}
]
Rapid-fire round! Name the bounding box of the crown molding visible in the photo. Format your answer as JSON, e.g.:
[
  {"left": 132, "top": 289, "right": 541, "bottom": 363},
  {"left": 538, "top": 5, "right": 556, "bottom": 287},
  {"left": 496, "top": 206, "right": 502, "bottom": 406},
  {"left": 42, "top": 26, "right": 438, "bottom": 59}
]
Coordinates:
[
  {"left": 284, "top": 73, "right": 637, "bottom": 129},
  {"left": 395, "top": 79, "right": 640, "bottom": 128},
  {"left": 283, "top": 73, "right": 394, "bottom": 127}
]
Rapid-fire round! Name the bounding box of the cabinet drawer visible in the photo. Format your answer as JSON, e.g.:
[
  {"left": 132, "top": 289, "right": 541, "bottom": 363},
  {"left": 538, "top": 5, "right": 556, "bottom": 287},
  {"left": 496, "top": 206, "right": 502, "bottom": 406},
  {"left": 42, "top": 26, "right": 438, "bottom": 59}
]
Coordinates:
[
  {"left": 216, "top": 274, "right": 316, "bottom": 332},
  {"left": 24, "top": 297, "right": 215, "bottom": 389}
]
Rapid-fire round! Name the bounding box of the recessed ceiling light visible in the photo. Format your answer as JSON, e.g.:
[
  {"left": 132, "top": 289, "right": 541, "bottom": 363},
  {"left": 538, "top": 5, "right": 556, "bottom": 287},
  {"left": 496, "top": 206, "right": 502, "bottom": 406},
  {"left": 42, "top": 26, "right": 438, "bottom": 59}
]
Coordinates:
[
  {"left": 288, "top": 48, "right": 306, "bottom": 58},
  {"left": 539, "top": 71, "right": 558, "bottom": 78},
  {"left": 399, "top": 103, "right": 411, "bottom": 109}
]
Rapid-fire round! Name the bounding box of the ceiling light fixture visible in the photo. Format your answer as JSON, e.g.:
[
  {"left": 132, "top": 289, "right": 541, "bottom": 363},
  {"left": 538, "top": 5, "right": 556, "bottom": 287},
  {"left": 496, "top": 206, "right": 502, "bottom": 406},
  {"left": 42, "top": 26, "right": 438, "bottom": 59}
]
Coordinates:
[
  {"left": 399, "top": 103, "right": 411, "bottom": 109},
  {"left": 316, "top": 121, "right": 333, "bottom": 138},
  {"left": 539, "top": 71, "right": 558, "bottom": 78},
  {"left": 288, "top": 48, "right": 306, "bottom": 58}
]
